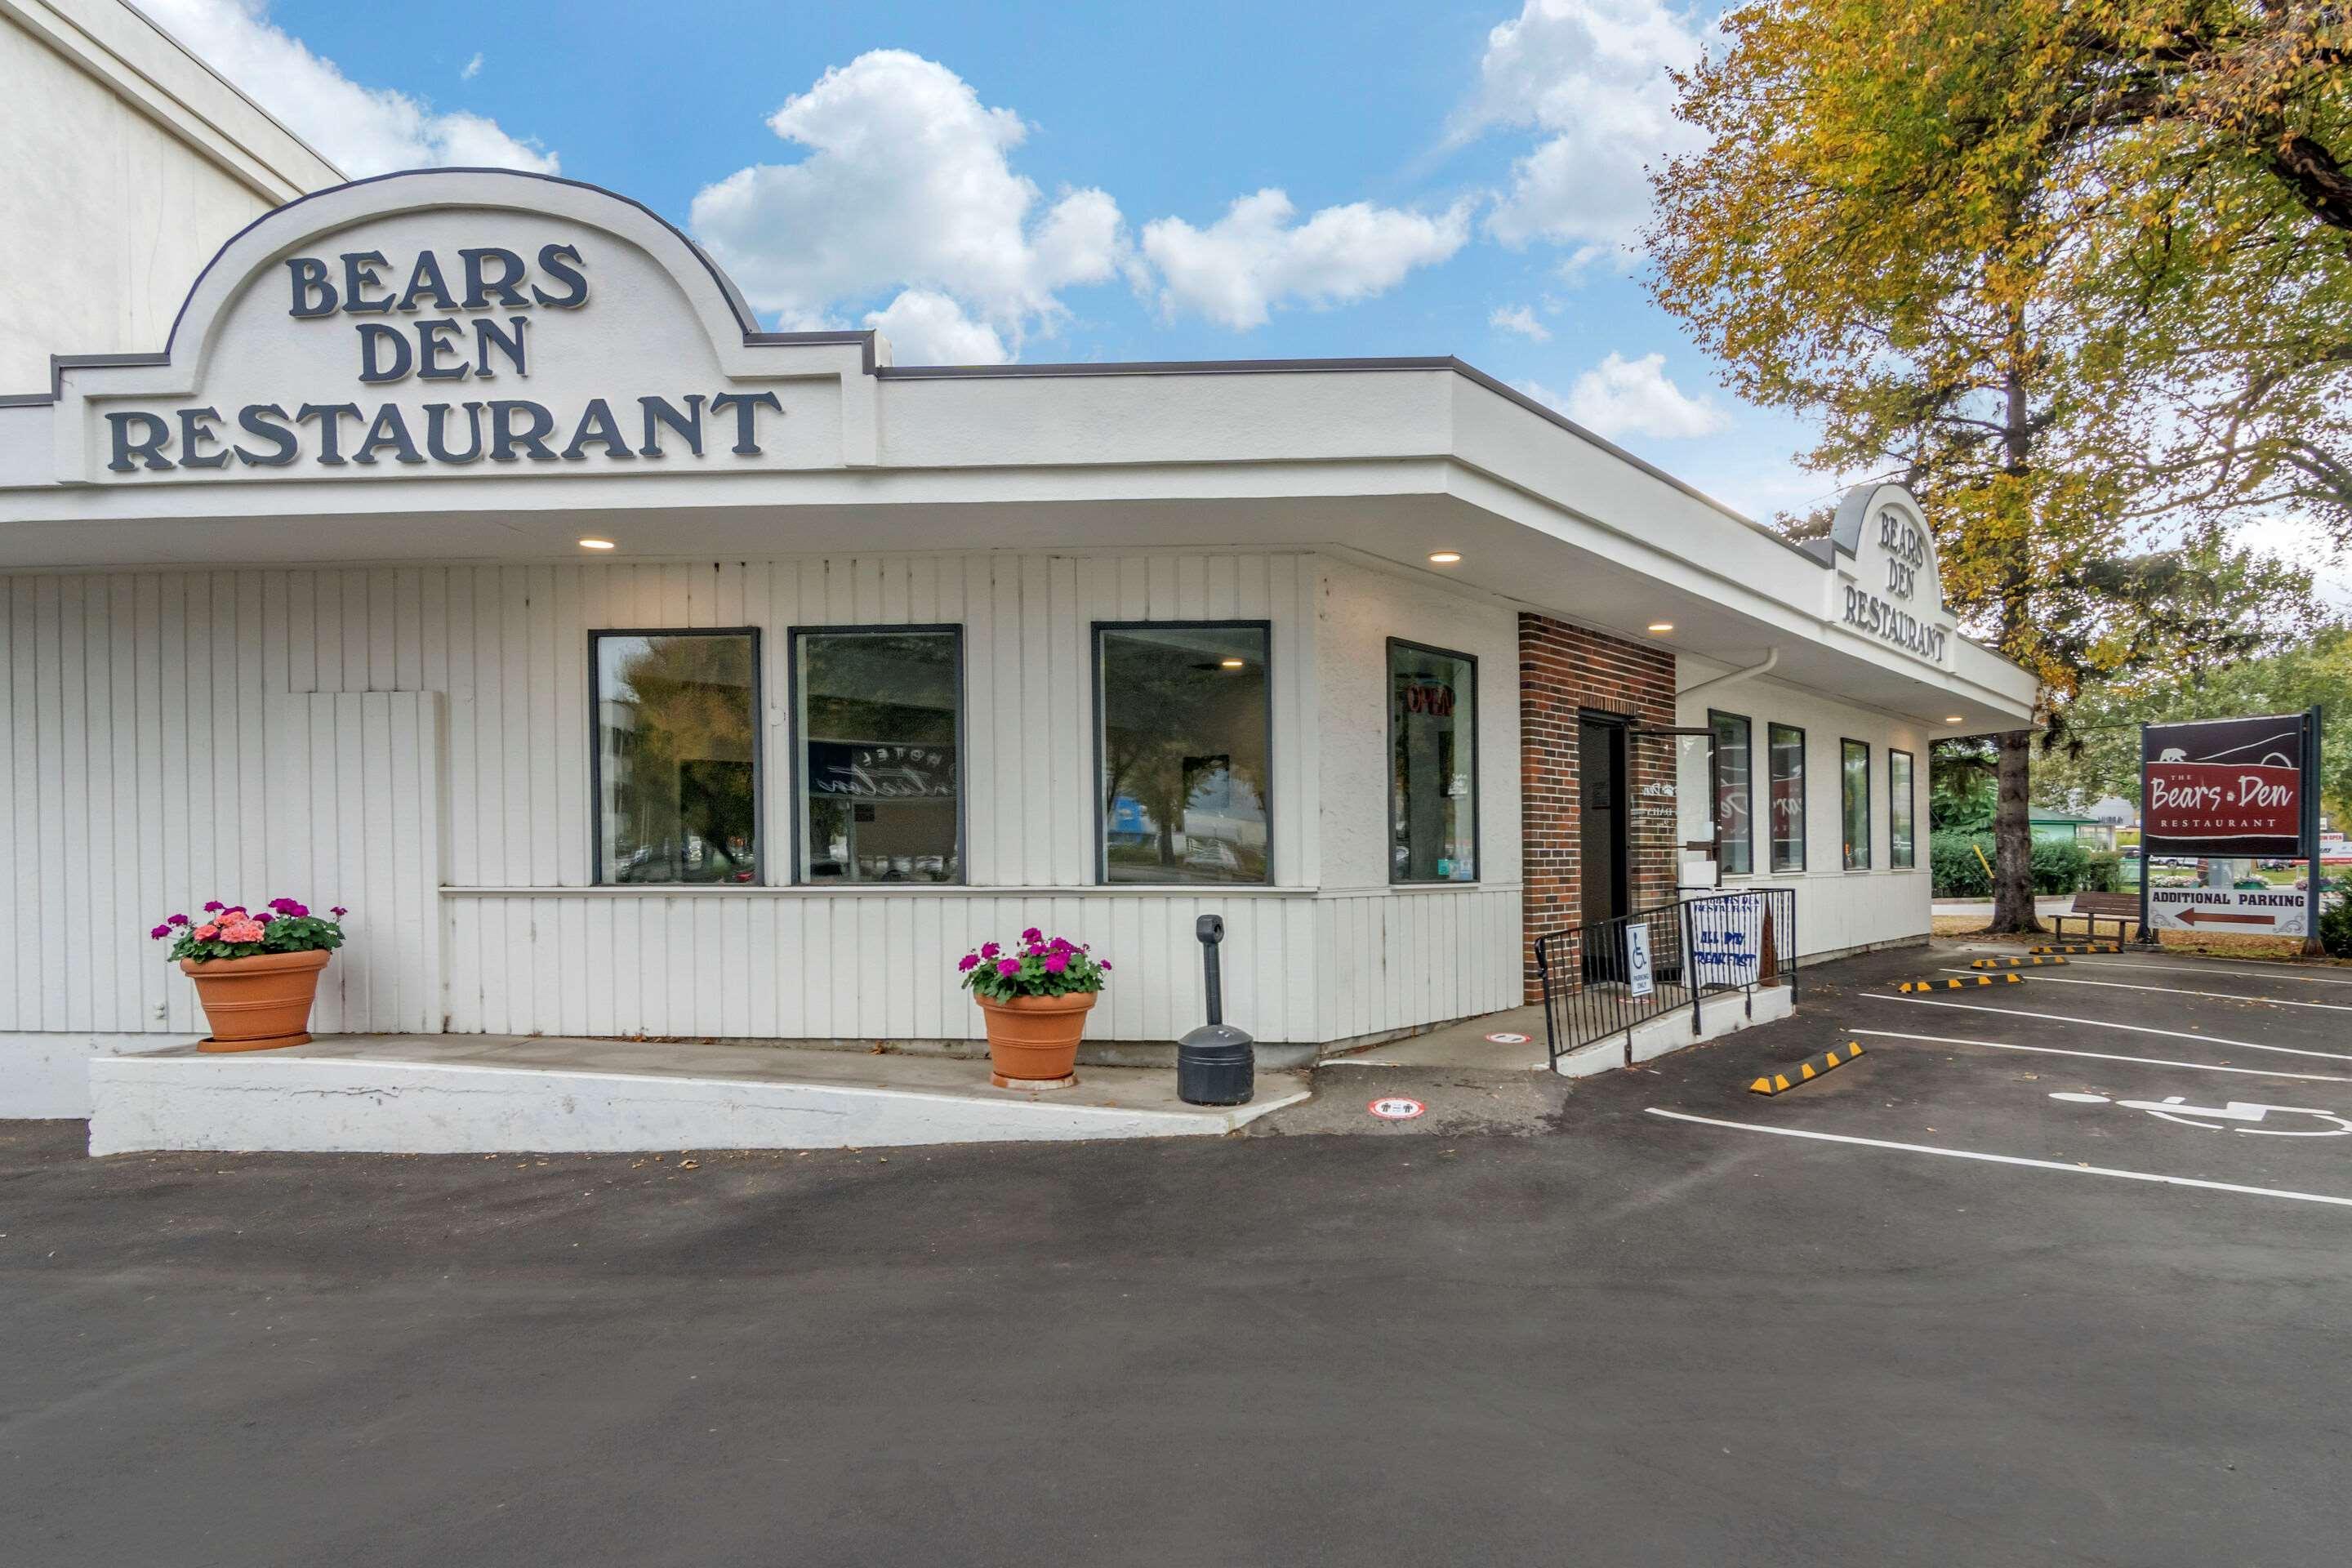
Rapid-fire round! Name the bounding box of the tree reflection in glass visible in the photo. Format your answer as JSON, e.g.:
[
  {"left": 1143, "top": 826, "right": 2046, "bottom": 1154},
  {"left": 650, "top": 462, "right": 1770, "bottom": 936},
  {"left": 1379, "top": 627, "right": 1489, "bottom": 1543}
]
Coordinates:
[{"left": 595, "top": 631, "right": 759, "bottom": 884}]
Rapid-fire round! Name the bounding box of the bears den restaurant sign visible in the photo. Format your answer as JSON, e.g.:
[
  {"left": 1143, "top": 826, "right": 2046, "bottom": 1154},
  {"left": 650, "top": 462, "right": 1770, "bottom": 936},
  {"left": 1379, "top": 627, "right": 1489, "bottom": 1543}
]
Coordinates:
[
  {"left": 101, "top": 243, "right": 786, "bottom": 474},
  {"left": 2138, "top": 710, "right": 2327, "bottom": 951}
]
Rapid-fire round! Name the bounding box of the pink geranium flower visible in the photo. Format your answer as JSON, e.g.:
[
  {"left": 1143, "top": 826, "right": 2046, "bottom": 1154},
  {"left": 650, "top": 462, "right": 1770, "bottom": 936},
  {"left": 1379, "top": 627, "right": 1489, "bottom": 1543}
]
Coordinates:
[
  {"left": 203, "top": 901, "right": 225, "bottom": 913},
  {"left": 1044, "top": 952, "right": 1069, "bottom": 973},
  {"left": 194, "top": 923, "right": 219, "bottom": 941},
  {"left": 958, "top": 953, "right": 979, "bottom": 972},
  {"left": 149, "top": 924, "right": 170, "bottom": 940},
  {"left": 981, "top": 942, "right": 1000, "bottom": 959},
  {"left": 221, "top": 920, "right": 265, "bottom": 943},
  {"left": 330, "top": 906, "right": 347, "bottom": 918},
  {"left": 167, "top": 913, "right": 189, "bottom": 927},
  {"left": 996, "top": 959, "right": 1020, "bottom": 977},
  {"left": 1020, "top": 927, "right": 1042, "bottom": 942}
]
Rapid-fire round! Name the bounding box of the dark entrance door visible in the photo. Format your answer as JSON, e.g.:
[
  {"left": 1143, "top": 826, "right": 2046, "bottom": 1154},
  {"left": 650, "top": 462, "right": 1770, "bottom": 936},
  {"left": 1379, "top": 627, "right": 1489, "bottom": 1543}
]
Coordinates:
[{"left": 1579, "top": 716, "right": 1631, "bottom": 980}]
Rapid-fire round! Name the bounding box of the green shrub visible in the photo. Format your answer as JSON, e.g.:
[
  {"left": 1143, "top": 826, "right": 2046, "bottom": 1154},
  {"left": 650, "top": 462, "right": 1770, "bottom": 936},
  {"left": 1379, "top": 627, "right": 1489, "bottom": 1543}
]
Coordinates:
[
  {"left": 2080, "top": 849, "right": 2123, "bottom": 894},
  {"left": 1931, "top": 830, "right": 1993, "bottom": 897},
  {"left": 2029, "top": 838, "right": 2091, "bottom": 895},
  {"left": 2321, "top": 877, "right": 2352, "bottom": 959}
]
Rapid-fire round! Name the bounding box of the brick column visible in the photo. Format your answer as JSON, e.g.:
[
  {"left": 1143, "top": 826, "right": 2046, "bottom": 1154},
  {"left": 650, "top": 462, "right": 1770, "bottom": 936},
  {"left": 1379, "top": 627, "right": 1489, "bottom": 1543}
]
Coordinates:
[{"left": 1518, "top": 612, "right": 1679, "bottom": 1001}]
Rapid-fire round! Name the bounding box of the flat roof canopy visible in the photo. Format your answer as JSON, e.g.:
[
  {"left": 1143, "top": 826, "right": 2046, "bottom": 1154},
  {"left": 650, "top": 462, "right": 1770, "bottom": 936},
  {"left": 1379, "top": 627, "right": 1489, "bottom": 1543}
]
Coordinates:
[{"left": 0, "top": 169, "right": 2037, "bottom": 733}]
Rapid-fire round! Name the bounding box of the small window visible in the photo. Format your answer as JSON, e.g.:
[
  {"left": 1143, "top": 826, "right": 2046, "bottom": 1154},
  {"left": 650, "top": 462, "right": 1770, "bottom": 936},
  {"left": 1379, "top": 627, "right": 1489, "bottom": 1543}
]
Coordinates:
[
  {"left": 1889, "top": 748, "right": 1916, "bottom": 869},
  {"left": 1709, "top": 710, "right": 1753, "bottom": 875},
  {"left": 1388, "top": 640, "right": 1477, "bottom": 883},
  {"left": 1842, "top": 738, "right": 1871, "bottom": 871},
  {"left": 1097, "top": 622, "right": 1270, "bottom": 884},
  {"left": 1768, "top": 723, "right": 1806, "bottom": 873},
  {"left": 795, "top": 626, "right": 962, "bottom": 884},
  {"left": 593, "top": 629, "right": 760, "bottom": 884}
]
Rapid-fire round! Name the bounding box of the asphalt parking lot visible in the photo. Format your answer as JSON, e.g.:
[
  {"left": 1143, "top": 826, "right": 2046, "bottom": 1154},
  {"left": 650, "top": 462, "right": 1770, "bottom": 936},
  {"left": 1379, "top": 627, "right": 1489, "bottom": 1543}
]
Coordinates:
[{"left": 5, "top": 942, "right": 2351, "bottom": 1566}]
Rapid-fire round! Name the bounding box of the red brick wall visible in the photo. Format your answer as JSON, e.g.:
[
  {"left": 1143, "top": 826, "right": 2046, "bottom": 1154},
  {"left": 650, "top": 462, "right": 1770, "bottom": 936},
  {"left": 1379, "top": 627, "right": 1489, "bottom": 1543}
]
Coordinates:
[{"left": 1519, "top": 613, "right": 1679, "bottom": 1000}]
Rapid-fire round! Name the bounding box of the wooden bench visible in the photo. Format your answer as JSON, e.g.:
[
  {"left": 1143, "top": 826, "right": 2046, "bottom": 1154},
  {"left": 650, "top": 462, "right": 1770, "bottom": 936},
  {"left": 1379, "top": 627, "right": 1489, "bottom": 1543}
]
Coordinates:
[{"left": 2052, "top": 891, "right": 2136, "bottom": 942}]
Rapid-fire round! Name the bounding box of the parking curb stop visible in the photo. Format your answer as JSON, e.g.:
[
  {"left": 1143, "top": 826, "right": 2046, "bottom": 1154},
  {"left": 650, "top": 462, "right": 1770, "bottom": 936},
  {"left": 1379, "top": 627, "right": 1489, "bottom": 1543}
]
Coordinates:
[
  {"left": 2031, "top": 943, "right": 2122, "bottom": 955},
  {"left": 1972, "top": 956, "right": 2067, "bottom": 969},
  {"left": 1750, "top": 1043, "right": 1862, "bottom": 1095},
  {"left": 1896, "top": 974, "right": 2026, "bottom": 993}
]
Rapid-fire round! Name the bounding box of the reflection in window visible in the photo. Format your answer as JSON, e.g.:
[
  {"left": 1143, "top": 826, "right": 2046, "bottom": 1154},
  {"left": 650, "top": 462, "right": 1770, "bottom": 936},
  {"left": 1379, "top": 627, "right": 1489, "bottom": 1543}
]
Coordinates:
[
  {"left": 1769, "top": 723, "right": 1806, "bottom": 873},
  {"left": 1098, "top": 624, "right": 1269, "bottom": 884},
  {"left": 594, "top": 630, "right": 759, "bottom": 884},
  {"left": 797, "top": 628, "right": 962, "bottom": 883},
  {"left": 1890, "top": 749, "right": 1916, "bottom": 869},
  {"left": 1710, "top": 710, "right": 1753, "bottom": 875},
  {"left": 1389, "top": 642, "right": 1477, "bottom": 882},
  {"left": 1842, "top": 738, "right": 1872, "bottom": 870}
]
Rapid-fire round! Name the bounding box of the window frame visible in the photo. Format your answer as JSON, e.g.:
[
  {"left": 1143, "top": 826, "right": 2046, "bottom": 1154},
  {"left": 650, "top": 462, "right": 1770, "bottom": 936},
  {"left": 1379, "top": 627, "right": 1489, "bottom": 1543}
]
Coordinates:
[
  {"left": 1385, "top": 636, "right": 1481, "bottom": 886},
  {"left": 1767, "top": 721, "right": 1807, "bottom": 874},
  {"left": 1841, "top": 737, "right": 1873, "bottom": 871},
  {"left": 786, "top": 622, "right": 969, "bottom": 888},
  {"left": 1707, "top": 709, "right": 1754, "bottom": 878},
  {"left": 587, "top": 625, "right": 766, "bottom": 887},
  {"left": 1889, "top": 747, "right": 1917, "bottom": 870},
  {"left": 1091, "top": 618, "right": 1276, "bottom": 887}
]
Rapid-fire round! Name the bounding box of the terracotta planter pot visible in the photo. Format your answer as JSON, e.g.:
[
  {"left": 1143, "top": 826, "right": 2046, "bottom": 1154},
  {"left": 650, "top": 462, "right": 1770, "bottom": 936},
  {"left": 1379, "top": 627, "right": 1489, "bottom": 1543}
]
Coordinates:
[
  {"left": 976, "top": 991, "right": 1097, "bottom": 1088},
  {"left": 180, "top": 949, "right": 331, "bottom": 1053}
]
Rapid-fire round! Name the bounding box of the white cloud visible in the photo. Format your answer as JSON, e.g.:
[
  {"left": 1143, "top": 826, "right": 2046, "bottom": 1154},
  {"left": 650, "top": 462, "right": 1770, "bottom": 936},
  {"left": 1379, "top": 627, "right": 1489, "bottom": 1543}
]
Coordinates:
[
  {"left": 864, "top": 289, "right": 1010, "bottom": 365},
  {"left": 1139, "top": 189, "right": 1471, "bottom": 330},
  {"left": 1518, "top": 352, "right": 1729, "bottom": 439},
  {"left": 1453, "top": 0, "right": 1708, "bottom": 261},
  {"left": 139, "top": 1, "right": 555, "bottom": 176},
  {"left": 461, "top": 52, "right": 483, "bottom": 82},
  {"left": 1490, "top": 304, "right": 1551, "bottom": 341},
  {"left": 689, "top": 51, "right": 1125, "bottom": 359}
]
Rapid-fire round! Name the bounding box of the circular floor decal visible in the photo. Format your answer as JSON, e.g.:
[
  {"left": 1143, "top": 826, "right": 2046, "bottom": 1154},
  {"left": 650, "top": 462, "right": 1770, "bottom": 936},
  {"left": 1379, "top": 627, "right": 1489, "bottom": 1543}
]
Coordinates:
[
  {"left": 1485, "top": 1032, "right": 1530, "bottom": 1045},
  {"left": 1368, "top": 1096, "right": 1427, "bottom": 1121}
]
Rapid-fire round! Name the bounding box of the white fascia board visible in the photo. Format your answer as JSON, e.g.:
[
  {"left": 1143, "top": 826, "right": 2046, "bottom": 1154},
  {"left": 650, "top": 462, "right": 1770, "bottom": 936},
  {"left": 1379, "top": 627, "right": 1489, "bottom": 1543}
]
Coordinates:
[{"left": 3, "top": 0, "right": 343, "bottom": 202}]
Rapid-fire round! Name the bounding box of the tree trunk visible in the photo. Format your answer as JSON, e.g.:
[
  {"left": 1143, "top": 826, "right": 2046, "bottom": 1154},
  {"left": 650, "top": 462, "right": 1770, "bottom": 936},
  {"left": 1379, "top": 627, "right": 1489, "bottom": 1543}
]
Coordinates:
[{"left": 1987, "top": 728, "right": 2044, "bottom": 933}]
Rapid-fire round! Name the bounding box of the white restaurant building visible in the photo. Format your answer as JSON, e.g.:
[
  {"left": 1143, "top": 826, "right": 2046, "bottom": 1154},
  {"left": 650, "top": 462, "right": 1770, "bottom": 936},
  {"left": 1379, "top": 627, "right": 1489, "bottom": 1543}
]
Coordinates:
[{"left": 0, "top": 161, "right": 2038, "bottom": 1121}]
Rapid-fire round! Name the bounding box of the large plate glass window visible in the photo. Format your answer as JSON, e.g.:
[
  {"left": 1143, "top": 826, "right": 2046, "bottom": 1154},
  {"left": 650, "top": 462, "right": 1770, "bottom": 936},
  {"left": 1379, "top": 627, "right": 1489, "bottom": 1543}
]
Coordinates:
[
  {"left": 1388, "top": 640, "right": 1477, "bottom": 883},
  {"left": 592, "top": 629, "right": 760, "bottom": 884},
  {"left": 1842, "top": 738, "right": 1872, "bottom": 870},
  {"left": 1708, "top": 710, "right": 1753, "bottom": 875},
  {"left": 1097, "top": 622, "right": 1270, "bottom": 884},
  {"left": 1768, "top": 722, "right": 1806, "bottom": 873},
  {"left": 795, "top": 626, "right": 962, "bottom": 883},
  {"left": 1889, "top": 748, "right": 1916, "bottom": 869}
]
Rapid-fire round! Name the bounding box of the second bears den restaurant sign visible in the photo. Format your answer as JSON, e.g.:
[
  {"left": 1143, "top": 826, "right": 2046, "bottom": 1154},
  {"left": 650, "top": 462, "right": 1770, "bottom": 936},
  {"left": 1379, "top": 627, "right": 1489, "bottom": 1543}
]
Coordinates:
[{"left": 2139, "top": 710, "right": 2327, "bottom": 944}]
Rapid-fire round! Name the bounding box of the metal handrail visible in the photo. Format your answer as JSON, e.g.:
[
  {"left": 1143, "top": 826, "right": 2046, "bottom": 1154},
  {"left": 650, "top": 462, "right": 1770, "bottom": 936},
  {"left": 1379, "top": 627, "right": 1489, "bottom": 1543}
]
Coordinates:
[{"left": 1534, "top": 889, "right": 1796, "bottom": 1068}]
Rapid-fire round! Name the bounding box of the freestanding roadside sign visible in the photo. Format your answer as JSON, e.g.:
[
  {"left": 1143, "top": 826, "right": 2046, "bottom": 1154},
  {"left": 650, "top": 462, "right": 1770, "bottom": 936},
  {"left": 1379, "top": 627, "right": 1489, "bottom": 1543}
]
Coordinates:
[{"left": 2137, "top": 707, "right": 2324, "bottom": 955}]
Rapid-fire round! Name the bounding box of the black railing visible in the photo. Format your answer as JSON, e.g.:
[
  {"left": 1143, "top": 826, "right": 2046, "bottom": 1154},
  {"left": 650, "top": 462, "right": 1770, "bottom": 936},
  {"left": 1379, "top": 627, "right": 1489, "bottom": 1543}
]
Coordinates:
[{"left": 1534, "top": 889, "right": 1797, "bottom": 1068}]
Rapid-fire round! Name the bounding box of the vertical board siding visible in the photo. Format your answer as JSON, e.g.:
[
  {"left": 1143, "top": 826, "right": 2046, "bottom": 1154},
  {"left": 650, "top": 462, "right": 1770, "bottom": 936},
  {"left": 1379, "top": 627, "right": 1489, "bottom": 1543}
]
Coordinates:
[{"left": 2, "top": 552, "right": 1523, "bottom": 1046}]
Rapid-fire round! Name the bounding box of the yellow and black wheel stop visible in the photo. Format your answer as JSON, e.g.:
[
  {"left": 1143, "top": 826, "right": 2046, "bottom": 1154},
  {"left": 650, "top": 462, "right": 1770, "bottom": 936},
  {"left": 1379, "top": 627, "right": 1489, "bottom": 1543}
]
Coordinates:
[
  {"left": 1750, "top": 1042, "right": 1863, "bottom": 1095},
  {"left": 1895, "top": 973, "right": 2026, "bottom": 993},
  {"left": 1971, "top": 956, "right": 2067, "bottom": 969},
  {"left": 2029, "top": 942, "right": 2122, "bottom": 955}
]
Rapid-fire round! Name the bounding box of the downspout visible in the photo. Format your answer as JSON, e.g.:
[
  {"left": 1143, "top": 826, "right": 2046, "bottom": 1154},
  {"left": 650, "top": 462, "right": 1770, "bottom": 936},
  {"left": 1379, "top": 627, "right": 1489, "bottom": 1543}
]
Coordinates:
[{"left": 1675, "top": 648, "right": 1780, "bottom": 702}]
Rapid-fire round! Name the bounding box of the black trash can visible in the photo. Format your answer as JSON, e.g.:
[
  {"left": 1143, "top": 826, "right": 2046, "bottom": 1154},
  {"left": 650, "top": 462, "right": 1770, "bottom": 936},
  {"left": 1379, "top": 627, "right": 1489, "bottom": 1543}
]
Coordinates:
[{"left": 1178, "top": 914, "right": 1254, "bottom": 1106}]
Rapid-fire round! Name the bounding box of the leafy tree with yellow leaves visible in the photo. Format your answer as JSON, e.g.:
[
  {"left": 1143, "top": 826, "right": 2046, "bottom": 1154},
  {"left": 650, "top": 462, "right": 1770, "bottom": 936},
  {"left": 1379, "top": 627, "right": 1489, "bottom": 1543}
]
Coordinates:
[{"left": 1646, "top": 0, "right": 2319, "bottom": 933}]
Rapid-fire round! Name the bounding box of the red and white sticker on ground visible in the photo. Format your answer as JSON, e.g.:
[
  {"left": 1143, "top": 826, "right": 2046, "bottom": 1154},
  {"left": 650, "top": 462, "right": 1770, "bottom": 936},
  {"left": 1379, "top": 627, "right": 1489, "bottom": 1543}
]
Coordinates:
[
  {"left": 1485, "top": 1032, "right": 1530, "bottom": 1045},
  {"left": 1367, "top": 1097, "right": 1427, "bottom": 1121}
]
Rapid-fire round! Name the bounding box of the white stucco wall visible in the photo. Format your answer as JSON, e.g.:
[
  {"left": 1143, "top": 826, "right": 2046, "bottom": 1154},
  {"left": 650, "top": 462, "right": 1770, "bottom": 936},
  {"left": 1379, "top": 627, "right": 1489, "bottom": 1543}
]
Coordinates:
[
  {"left": 0, "top": 0, "right": 339, "bottom": 393},
  {"left": 1677, "top": 658, "right": 1936, "bottom": 958}
]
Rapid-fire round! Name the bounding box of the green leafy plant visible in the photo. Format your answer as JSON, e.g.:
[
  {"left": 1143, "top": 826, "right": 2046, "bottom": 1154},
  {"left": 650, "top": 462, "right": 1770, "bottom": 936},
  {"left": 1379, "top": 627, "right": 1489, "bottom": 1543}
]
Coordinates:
[
  {"left": 2320, "top": 877, "right": 2352, "bottom": 960},
  {"left": 149, "top": 898, "right": 347, "bottom": 963},
  {"left": 957, "top": 928, "right": 1109, "bottom": 1001}
]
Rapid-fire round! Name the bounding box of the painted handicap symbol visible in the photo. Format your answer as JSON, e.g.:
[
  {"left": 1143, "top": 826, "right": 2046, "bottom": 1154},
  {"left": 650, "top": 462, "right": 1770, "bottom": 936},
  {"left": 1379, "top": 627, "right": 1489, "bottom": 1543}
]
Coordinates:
[{"left": 2048, "top": 1092, "right": 2352, "bottom": 1138}]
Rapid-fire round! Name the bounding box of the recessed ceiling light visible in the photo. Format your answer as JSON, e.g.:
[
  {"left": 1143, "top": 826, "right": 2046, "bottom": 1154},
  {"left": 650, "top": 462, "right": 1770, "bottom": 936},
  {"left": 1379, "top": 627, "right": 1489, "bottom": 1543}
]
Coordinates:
[
  {"left": 1219, "top": 657, "right": 1246, "bottom": 669},
  {"left": 1946, "top": 715, "right": 1966, "bottom": 724},
  {"left": 1428, "top": 550, "right": 1462, "bottom": 565},
  {"left": 578, "top": 537, "right": 617, "bottom": 550},
  {"left": 1647, "top": 621, "right": 1674, "bottom": 634}
]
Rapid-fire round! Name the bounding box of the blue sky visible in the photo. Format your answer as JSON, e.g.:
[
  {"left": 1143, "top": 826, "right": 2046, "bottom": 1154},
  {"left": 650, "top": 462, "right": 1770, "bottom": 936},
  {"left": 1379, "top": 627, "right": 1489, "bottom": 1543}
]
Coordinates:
[{"left": 149, "top": 0, "right": 1851, "bottom": 523}]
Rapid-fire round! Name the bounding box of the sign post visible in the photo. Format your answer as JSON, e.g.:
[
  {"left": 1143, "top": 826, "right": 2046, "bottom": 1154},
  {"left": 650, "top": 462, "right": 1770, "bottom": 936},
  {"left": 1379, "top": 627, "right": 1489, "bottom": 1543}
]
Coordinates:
[{"left": 2138, "top": 711, "right": 2320, "bottom": 951}]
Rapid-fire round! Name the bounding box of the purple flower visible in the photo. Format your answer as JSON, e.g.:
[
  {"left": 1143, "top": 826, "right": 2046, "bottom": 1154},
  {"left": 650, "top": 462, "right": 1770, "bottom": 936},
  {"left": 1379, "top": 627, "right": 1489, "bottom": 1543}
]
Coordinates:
[
  {"left": 958, "top": 953, "right": 979, "bottom": 973},
  {"left": 330, "top": 906, "right": 347, "bottom": 918},
  {"left": 203, "top": 901, "right": 225, "bottom": 913},
  {"left": 981, "top": 942, "right": 1000, "bottom": 959},
  {"left": 1044, "top": 952, "right": 1069, "bottom": 974},
  {"left": 1101, "top": 961, "right": 1114, "bottom": 971},
  {"left": 1049, "top": 937, "right": 1072, "bottom": 953},
  {"left": 166, "top": 913, "right": 189, "bottom": 927},
  {"left": 283, "top": 902, "right": 308, "bottom": 917},
  {"left": 149, "top": 924, "right": 170, "bottom": 940},
  {"left": 1020, "top": 927, "right": 1042, "bottom": 943},
  {"left": 254, "top": 911, "right": 274, "bottom": 924},
  {"left": 996, "top": 959, "right": 1020, "bottom": 977}
]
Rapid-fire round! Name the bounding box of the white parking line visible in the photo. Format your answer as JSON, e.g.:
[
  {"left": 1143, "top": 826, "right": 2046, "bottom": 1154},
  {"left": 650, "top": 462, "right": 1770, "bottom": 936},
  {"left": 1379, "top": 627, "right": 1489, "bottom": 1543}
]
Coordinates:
[
  {"left": 2068, "top": 958, "right": 2352, "bottom": 989},
  {"left": 1846, "top": 1027, "right": 2352, "bottom": 1083},
  {"left": 1646, "top": 1108, "right": 2352, "bottom": 1209},
  {"left": 1938, "top": 968, "right": 2352, "bottom": 1014},
  {"left": 1862, "top": 994, "right": 2352, "bottom": 1062}
]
